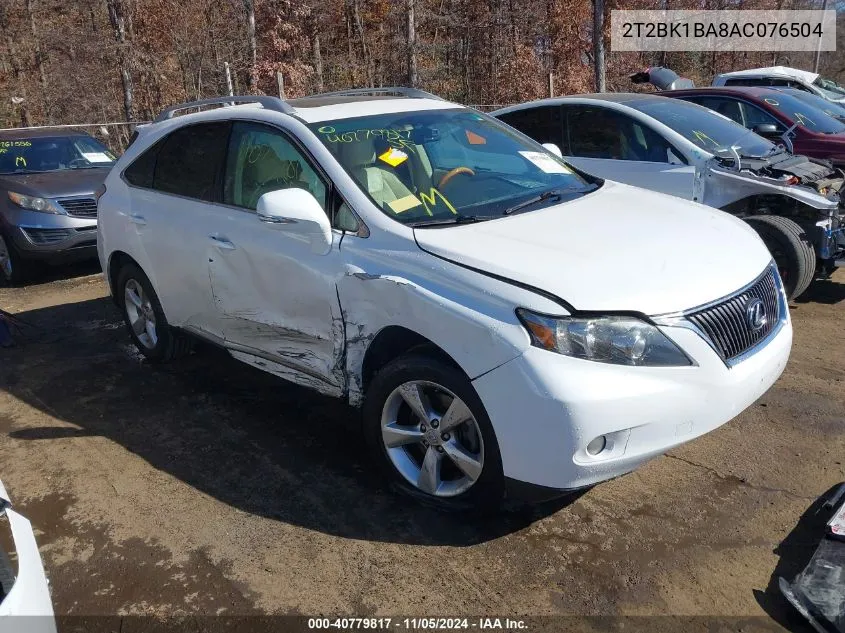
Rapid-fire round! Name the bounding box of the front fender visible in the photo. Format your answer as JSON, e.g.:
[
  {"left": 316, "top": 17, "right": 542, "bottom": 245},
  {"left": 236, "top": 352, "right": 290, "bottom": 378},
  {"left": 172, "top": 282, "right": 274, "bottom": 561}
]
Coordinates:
[{"left": 336, "top": 254, "right": 562, "bottom": 406}]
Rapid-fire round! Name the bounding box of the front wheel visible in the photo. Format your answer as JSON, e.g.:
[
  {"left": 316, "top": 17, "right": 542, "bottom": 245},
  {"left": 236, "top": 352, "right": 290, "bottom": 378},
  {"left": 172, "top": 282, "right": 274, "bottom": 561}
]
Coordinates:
[
  {"left": 744, "top": 215, "right": 816, "bottom": 300},
  {"left": 0, "top": 233, "right": 29, "bottom": 286},
  {"left": 362, "top": 354, "right": 505, "bottom": 512}
]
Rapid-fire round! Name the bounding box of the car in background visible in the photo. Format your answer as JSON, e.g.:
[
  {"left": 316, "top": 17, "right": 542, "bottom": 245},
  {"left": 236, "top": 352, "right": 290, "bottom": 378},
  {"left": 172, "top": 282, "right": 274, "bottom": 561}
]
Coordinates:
[
  {"left": 713, "top": 66, "right": 845, "bottom": 103},
  {"left": 98, "top": 90, "right": 791, "bottom": 511},
  {"left": 0, "top": 479, "right": 56, "bottom": 631},
  {"left": 665, "top": 87, "right": 845, "bottom": 167},
  {"left": 493, "top": 94, "right": 844, "bottom": 299},
  {"left": 0, "top": 129, "right": 115, "bottom": 285}
]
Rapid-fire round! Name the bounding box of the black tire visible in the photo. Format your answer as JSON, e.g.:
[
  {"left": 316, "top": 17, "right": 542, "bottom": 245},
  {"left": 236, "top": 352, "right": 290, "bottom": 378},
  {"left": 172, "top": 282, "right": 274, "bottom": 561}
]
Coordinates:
[
  {"left": 744, "top": 215, "right": 816, "bottom": 300},
  {"left": 116, "top": 262, "right": 192, "bottom": 362},
  {"left": 0, "top": 231, "right": 30, "bottom": 286},
  {"left": 362, "top": 354, "right": 505, "bottom": 513}
]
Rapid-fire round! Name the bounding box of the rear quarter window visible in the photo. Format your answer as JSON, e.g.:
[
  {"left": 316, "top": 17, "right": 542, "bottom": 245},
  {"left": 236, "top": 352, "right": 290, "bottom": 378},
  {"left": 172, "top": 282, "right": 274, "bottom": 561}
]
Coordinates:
[{"left": 123, "top": 139, "right": 162, "bottom": 188}]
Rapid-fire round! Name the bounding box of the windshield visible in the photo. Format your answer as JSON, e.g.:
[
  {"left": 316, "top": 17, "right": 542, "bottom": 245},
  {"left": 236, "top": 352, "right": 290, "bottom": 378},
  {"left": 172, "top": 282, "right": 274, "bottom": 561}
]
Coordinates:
[
  {"left": 631, "top": 98, "right": 775, "bottom": 157},
  {"left": 0, "top": 135, "right": 116, "bottom": 174},
  {"left": 757, "top": 91, "right": 845, "bottom": 134},
  {"left": 775, "top": 88, "right": 845, "bottom": 120},
  {"left": 814, "top": 76, "right": 845, "bottom": 97},
  {"left": 308, "top": 109, "right": 596, "bottom": 225}
]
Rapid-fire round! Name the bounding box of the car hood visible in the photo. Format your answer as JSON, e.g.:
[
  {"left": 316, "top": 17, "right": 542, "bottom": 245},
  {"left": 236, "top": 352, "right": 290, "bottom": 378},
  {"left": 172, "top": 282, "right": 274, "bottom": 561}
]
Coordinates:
[
  {"left": 414, "top": 181, "right": 772, "bottom": 315},
  {"left": 0, "top": 168, "right": 111, "bottom": 198}
]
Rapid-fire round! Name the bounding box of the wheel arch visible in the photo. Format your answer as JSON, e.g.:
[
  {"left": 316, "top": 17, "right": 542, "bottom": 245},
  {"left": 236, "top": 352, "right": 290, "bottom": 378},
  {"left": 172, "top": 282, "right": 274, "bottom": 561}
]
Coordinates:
[
  {"left": 107, "top": 250, "right": 140, "bottom": 305},
  {"left": 360, "top": 325, "right": 463, "bottom": 395}
]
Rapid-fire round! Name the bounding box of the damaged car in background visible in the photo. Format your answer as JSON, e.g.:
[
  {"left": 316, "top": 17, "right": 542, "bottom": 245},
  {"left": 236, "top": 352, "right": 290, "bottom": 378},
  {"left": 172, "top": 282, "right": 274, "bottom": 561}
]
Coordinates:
[
  {"left": 494, "top": 93, "right": 845, "bottom": 299},
  {"left": 0, "top": 479, "right": 56, "bottom": 632}
]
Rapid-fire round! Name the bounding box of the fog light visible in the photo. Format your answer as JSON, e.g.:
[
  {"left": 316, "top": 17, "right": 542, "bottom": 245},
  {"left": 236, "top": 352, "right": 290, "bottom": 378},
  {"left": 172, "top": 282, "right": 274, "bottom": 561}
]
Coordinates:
[{"left": 586, "top": 435, "right": 607, "bottom": 456}]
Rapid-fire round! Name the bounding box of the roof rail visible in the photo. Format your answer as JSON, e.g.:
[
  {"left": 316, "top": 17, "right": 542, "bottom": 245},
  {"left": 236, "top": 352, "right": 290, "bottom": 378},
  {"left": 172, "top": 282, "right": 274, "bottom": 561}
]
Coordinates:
[
  {"left": 153, "top": 95, "right": 295, "bottom": 123},
  {"left": 306, "top": 87, "right": 444, "bottom": 101}
]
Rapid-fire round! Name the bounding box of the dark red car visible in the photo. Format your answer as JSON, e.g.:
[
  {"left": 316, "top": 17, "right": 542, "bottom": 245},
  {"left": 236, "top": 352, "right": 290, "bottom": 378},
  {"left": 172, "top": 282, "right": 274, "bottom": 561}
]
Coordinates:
[{"left": 662, "top": 87, "right": 845, "bottom": 166}]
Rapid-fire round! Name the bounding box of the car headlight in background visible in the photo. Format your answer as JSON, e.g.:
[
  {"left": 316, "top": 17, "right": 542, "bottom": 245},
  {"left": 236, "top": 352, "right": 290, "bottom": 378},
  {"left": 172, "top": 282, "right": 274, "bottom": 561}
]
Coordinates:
[
  {"left": 517, "top": 310, "right": 692, "bottom": 367},
  {"left": 7, "top": 191, "right": 62, "bottom": 214}
]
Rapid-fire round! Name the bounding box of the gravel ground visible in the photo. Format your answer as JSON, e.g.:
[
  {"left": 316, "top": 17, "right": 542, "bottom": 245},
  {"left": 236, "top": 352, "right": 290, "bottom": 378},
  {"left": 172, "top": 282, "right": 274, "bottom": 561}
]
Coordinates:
[{"left": 1, "top": 262, "right": 843, "bottom": 630}]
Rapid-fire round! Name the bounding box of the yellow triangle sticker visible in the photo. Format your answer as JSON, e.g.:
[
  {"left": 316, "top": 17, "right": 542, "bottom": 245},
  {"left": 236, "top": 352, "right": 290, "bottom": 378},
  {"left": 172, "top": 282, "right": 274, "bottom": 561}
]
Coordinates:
[{"left": 378, "top": 147, "right": 409, "bottom": 168}]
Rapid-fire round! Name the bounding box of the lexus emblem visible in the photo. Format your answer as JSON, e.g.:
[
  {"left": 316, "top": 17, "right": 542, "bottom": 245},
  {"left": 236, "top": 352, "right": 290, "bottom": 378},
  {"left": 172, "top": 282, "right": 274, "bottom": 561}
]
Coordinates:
[{"left": 745, "top": 298, "right": 767, "bottom": 332}]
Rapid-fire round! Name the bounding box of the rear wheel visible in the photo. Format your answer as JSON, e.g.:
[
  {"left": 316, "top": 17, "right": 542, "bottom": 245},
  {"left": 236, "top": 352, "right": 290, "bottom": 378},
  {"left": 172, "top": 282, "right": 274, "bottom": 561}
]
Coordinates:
[
  {"left": 744, "top": 215, "right": 816, "bottom": 300},
  {"left": 363, "top": 354, "right": 505, "bottom": 512},
  {"left": 117, "top": 262, "right": 192, "bottom": 362}
]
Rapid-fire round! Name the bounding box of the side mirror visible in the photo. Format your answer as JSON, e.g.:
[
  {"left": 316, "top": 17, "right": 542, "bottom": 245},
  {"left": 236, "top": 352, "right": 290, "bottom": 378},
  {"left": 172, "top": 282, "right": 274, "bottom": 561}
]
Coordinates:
[
  {"left": 256, "top": 188, "right": 332, "bottom": 255},
  {"left": 753, "top": 123, "right": 780, "bottom": 136},
  {"left": 542, "top": 142, "right": 563, "bottom": 158}
]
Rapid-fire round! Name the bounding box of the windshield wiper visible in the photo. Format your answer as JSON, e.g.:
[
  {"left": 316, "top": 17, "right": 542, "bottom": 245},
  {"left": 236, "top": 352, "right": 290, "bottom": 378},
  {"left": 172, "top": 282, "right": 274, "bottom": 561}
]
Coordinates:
[
  {"left": 410, "top": 215, "right": 492, "bottom": 227},
  {"left": 503, "top": 189, "right": 566, "bottom": 215}
]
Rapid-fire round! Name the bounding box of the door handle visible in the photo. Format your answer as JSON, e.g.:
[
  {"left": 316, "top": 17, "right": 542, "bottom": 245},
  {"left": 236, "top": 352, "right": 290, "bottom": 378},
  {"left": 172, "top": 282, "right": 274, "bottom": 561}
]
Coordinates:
[
  {"left": 208, "top": 234, "right": 236, "bottom": 250},
  {"left": 129, "top": 214, "right": 147, "bottom": 226}
]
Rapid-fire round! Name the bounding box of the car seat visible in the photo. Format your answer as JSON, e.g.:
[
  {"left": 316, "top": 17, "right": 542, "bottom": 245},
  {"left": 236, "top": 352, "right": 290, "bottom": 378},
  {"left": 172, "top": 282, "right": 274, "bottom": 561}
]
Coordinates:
[{"left": 339, "top": 140, "right": 414, "bottom": 208}]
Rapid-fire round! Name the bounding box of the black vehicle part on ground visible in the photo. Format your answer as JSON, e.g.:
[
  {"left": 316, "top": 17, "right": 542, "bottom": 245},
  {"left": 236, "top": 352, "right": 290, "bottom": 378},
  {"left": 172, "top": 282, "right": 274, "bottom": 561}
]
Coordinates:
[
  {"left": 779, "top": 482, "right": 845, "bottom": 633},
  {"left": 629, "top": 66, "right": 695, "bottom": 91},
  {"left": 744, "top": 215, "right": 816, "bottom": 299}
]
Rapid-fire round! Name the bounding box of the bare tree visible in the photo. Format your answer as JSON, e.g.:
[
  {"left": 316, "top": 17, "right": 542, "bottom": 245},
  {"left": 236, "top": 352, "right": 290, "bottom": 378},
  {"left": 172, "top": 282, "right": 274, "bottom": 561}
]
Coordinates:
[
  {"left": 243, "top": 0, "right": 256, "bottom": 92},
  {"left": 593, "top": 0, "right": 605, "bottom": 92},
  {"left": 407, "top": 0, "right": 418, "bottom": 87},
  {"left": 107, "top": 0, "right": 134, "bottom": 121},
  {"left": 25, "top": 0, "right": 49, "bottom": 121}
]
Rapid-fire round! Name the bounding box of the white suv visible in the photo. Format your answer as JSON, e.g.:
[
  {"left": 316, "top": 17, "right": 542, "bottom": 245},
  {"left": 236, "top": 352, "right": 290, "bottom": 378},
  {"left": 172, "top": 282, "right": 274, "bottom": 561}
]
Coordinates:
[{"left": 98, "top": 89, "right": 792, "bottom": 510}]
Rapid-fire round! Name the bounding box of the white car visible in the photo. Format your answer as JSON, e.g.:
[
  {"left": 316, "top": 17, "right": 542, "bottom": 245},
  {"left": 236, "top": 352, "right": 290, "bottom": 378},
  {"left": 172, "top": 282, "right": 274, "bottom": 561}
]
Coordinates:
[
  {"left": 0, "top": 479, "right": 56, "bottom": 632},
  {"left": 713, "top": 66, "right": 845, "bottom": 103},
  {"left": 98, "top": 89, "right": 792, "bottom": 510},
  {"left": 493, "top": 94, "right": 843, "bottom": 300}
]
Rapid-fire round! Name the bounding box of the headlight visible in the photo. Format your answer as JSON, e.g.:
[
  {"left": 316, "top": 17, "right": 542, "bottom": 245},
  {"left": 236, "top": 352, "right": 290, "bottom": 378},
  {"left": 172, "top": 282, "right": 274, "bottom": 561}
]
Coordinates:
[
  {"left": 517, "top": 309, "right": 692, "bottom": 367},
  {"left": 7, "top": 191, "right": 62, "bottom": 214}
]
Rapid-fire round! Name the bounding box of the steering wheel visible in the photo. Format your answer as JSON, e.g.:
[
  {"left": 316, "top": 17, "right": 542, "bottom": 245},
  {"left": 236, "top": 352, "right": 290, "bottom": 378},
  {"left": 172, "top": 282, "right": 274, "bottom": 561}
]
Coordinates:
[
  {"left": 68, "top": 158, "right": 88, "bottom": 169},
  {"left": 438, "top": 166, "right": 475, "bottom": 189}
]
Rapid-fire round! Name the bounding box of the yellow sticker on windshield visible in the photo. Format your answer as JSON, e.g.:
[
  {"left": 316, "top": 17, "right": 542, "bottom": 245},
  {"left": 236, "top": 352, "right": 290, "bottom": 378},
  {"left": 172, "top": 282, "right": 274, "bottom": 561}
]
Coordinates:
[
  {"left": 378, "top": 147, "right": 409, "bottom": 167},
  {"left": 388, "top": 194, "right": 423, "bottom": 214}
]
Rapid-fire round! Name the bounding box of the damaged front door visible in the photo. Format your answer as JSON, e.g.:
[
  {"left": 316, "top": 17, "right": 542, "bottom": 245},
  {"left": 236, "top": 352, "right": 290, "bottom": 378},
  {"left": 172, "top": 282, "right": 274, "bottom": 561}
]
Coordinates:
[{"left": 205, "top": 121, "right": 346, "bottom": 396}]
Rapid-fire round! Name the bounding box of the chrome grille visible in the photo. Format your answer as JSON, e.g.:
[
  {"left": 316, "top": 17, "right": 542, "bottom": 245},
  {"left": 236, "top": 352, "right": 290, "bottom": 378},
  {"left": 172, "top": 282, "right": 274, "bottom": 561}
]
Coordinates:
[
  {"left": 686, "top": 266, "right": 781, "bottom": 362},
  {"left": 57, "top": 197, "right": 97, "bottom": 218}
]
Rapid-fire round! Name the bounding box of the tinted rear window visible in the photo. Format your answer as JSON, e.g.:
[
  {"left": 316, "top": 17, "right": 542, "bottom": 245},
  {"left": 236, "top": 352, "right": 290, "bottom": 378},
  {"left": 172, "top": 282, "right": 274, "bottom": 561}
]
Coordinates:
[{"left": 152, "top": 122, "right": 231, "bottom": 201}]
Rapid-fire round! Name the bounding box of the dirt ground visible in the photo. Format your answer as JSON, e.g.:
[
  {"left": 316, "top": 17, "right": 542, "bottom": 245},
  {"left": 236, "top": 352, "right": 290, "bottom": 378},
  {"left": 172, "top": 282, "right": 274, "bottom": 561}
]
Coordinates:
[{"left": 1, "top": 262, "right": 844, "bottom": 630}]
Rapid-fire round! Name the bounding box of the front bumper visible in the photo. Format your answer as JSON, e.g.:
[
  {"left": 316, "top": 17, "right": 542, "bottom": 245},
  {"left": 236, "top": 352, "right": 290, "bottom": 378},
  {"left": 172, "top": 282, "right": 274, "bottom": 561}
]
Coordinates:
[
  {"left": 1, "top": 204, "right": 97, "bottom": 261},
  {"left": 474, "top": 313, "right": 792, "bottom": 492},
  {"left": 0, "top": 480, "right": 56, "bottom": 631}
]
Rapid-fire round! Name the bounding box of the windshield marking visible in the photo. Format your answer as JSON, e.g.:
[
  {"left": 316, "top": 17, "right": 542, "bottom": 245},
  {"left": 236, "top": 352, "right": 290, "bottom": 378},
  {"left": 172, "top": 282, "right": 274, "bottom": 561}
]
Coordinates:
[
  {"left": 794, "top": 111, "right": 816, "bottom": 127},
  {"left": 15, "top": 156, "right": 26, "bottom": 167},
  {"left": 419, "top": 187, "right": 456, "bottom": 216}
]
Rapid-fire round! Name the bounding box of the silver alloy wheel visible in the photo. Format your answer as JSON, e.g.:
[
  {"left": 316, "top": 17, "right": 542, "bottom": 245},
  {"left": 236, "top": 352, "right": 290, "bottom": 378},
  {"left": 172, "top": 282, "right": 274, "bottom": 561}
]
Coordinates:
[
  {"left": 124, "top": 279, "right": 158, "bottom": 349},
  {"left": 381, "top": 380, "right": 485, "bottom": 497},
  {"left": 0, "top": 234, "right": 12, "bottom": 281}
]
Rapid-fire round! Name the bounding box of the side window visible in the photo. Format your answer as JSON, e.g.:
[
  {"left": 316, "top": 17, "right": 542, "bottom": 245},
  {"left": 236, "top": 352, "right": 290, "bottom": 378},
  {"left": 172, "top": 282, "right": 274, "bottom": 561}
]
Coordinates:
[
  {"left": 565, "top": 106, "right": 672, "bottom": 162},
  {"left": 497, "top": 106, "right": 563, "bottom": 147},
  {"left": 153, "top": 122, "right": 230, "bottom": 201},
  {"left": 224, "top": 122, "right": 328, "bottom": 212},
  {"left": 740, "top": 103, "right": 784, "bottom": 131},
  {"left": 725, "top": 78, "right": 767, "bottom": 87},
  {"left": 684, "top": 97, "right": 743, "bottom": 125},
  {"left": 123, "top": 140, "right": 161, "bottom": 188}
]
